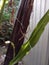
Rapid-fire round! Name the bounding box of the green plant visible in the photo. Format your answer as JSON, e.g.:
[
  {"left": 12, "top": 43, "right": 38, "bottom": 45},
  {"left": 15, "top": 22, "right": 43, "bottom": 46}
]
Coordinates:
[
  {"left": 0, "top": 0, "right": 49, "bottom": 65},
  {"left": 0, "top": 0, "right": 20, "bottom": 46},
  {"left": 0, "top": 0, "right": 20, "bottom": 22},
  {"left": 9, "top": 10, "right": 49, "bottom": 65}
]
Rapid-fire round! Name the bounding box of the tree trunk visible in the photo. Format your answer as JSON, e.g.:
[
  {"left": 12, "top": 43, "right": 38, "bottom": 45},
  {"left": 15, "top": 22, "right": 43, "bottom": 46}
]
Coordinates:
[{"left": 4, "top": 0, "right": 34, "bottom": 65}]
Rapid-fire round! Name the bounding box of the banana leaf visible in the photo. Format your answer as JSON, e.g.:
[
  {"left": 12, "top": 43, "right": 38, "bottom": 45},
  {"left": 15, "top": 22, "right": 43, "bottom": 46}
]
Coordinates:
[{"left": 9, "top": 10, "right": 49, "bottom": 65}]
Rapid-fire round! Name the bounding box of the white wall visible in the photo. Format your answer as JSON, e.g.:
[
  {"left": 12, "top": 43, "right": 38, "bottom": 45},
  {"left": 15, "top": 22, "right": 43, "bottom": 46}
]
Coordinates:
[{"left": 22, "top": 0, "right": 49, "bottom": 65}]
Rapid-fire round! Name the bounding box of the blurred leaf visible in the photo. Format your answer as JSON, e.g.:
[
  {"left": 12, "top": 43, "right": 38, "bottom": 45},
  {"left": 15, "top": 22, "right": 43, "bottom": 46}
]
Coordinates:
[
  {"left": 9, "top": 10, "right": 49, "bottom": 65},
  {"left": 2, "top": 12, "right": 10, "bottom": 21}
]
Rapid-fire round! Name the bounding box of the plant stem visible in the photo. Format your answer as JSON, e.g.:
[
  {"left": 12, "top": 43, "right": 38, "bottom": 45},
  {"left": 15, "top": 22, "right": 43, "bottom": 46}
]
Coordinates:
[
  {"left": 0, "top": 0, "right": 6, "bottom": 23},
  {"left": 11, "top": 42, "right": 15, "bottom": 58}
]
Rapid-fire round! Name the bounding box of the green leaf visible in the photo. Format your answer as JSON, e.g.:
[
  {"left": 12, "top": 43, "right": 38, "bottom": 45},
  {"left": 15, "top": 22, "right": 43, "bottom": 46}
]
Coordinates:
[
  {"left": 9, "top": 10, "right": 49, "bottom": 65},
  {"left": 2, "top": 12, "right": 10, "bottom": 21}
]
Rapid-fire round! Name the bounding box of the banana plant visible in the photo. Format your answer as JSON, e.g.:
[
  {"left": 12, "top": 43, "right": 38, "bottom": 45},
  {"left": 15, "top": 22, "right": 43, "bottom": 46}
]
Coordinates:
[{"left": 9, "top": 10, "right": 49, "bottom": 65}]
